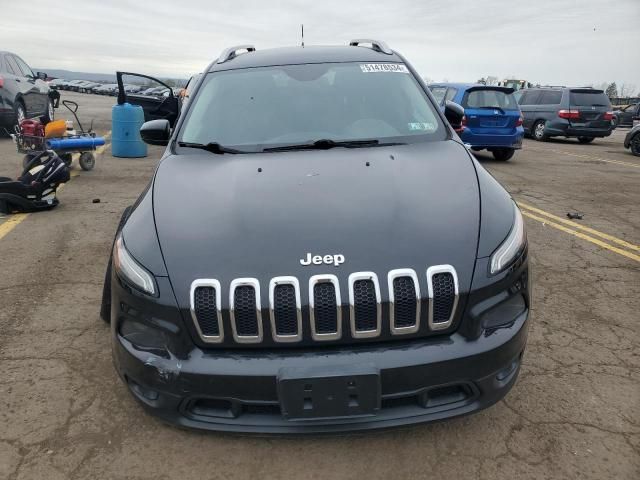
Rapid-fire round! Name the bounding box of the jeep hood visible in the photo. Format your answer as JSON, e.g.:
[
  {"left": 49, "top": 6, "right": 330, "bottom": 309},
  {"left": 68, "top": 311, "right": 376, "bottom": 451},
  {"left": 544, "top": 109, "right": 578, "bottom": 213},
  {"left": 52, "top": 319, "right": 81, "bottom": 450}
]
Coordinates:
[{"left": 152, "top": 141, "right": 480, "bottom": 305}]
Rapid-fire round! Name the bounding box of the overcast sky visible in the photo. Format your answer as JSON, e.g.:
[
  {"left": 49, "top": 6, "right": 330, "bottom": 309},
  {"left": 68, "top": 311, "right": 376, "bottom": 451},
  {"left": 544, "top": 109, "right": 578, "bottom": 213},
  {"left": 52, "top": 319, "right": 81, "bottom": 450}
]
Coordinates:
[{"left": 1, "top": 0, "right": 638, "bottom": 89}]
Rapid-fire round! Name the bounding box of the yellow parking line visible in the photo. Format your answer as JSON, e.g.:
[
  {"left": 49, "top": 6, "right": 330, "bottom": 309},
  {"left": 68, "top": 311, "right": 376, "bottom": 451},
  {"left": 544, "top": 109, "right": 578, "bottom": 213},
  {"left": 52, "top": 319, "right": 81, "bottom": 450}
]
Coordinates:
[
  {"left": 0, "top": 130, "right": 111, "bottom": 240},
  {"left": 521, "top": 210, "right": 640, "bottom": 263},
  {"left": 518, "top": 201, "right": 640, "bottom": 252},
  {"left": 0, "top": 213, "right": 29, "bottom": 241}
]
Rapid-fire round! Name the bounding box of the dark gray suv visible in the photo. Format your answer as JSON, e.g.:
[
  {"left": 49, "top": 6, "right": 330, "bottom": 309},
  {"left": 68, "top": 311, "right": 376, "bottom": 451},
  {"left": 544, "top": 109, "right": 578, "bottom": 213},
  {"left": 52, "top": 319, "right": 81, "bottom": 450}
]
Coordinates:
[
  {"left": 517, "top": 87, "right": 614, "bottom": 143},
  {"left": 0, "top": 51, "right": 56, "bottom": 130}
]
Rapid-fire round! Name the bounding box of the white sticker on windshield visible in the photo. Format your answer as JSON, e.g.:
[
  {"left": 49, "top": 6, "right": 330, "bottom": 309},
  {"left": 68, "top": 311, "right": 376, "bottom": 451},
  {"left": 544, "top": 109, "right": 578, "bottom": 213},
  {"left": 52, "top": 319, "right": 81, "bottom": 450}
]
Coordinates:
[
  {"left": 408, "top": 122, "right": 436, "bottom": 131},
  {"left": 360, "top": 63, "right": 409, "bottom": 73}
]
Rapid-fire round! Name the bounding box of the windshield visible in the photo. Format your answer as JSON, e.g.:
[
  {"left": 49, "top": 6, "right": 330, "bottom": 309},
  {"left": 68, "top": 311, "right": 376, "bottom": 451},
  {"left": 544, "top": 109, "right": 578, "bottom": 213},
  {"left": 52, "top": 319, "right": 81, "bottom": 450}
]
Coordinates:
[
  {"left": 180, "top": 62, "right": 444, "bottom": 151},
  {"left": 569, "top": 90, "right": 610, "bottom": 107},
  {"left": 462, "top": 88, "right": 519, "bottom": 110}
]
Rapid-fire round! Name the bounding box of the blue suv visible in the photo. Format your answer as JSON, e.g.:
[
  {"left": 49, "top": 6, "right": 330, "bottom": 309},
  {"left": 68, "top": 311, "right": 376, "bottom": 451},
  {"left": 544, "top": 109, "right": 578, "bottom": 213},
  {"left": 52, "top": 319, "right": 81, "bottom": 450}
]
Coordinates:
[{"left": 429, "top": 83, "right": 524, "bottom": 161}]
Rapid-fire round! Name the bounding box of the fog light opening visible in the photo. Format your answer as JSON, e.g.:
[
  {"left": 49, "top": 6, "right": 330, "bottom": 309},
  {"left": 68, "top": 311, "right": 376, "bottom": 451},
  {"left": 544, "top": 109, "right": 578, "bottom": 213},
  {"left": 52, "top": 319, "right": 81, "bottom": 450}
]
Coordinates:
[{"left": 127, "top": 376, "right": 160, "bottom": 402}]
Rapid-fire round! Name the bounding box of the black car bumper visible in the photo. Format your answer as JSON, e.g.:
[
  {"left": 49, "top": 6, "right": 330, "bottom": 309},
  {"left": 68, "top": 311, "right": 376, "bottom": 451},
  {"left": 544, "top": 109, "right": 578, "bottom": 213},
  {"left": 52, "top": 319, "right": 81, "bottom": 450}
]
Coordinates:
[
  {"left": 112, "top": 308, "right": 529, "bottom": 434},
  {"left": 545, "top": 121, "right": 613, "bottom": 138}
]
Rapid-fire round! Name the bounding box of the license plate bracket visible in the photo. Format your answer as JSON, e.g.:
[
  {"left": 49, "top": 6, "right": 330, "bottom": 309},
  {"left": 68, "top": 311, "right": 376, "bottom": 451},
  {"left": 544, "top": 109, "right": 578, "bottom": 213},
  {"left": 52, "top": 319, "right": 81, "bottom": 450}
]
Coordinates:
[{"left": 278, "top": 364, "right": 380, "bottom": 421}]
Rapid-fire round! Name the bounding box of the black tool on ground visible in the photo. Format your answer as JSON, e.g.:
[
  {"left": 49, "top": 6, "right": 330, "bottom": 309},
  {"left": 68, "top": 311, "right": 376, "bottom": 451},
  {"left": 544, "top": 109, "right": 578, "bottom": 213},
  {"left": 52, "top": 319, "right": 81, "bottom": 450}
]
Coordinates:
[
  {"left": 0, "top": 150, "right": 70, "bottom": 214},
  {"left": 566, "top": 212, "right": 584, "bottom": 220}
]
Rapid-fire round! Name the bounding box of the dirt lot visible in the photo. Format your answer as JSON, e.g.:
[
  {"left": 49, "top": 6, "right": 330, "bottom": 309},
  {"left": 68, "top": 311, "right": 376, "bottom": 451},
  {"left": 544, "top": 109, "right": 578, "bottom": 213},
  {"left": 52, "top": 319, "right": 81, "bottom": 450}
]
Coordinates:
[{"left": 0, "top": 92, "right": 638, "bottom": 480}]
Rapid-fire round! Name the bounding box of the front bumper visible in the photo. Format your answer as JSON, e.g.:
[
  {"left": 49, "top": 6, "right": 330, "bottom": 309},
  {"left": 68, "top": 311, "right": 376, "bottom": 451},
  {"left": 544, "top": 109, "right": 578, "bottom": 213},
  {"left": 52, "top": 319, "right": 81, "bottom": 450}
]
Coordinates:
[{"left": 113, "top": 309, "right": 529, "bottom": 434}]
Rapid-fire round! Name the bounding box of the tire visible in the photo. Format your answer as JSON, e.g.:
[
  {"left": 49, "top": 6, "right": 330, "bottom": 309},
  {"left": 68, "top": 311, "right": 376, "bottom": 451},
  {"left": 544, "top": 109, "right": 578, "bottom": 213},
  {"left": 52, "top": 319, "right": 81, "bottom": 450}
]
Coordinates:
[
  {"left": 630, "top": 134, "right": 640, "bottom": 157},
  {"left": 100, "top": 206, "right": 133, "bottom": 323},
  {"left": 492, "top": 148, "right": 515, "bottom": 161},
  {"left": 42, "top": 98, "right": 55, "bottom": 124},
  {"left": 577, "top": 136, "right": 594, "bottom": 144},
  {"left": 532, "top": 120, "right": 547, "bottom": 141},
  {"left": 14, "top": 101, "right": 26, "bottom": 128},
  {"left": 79, "top": 152, "right": 95, "bottom": 171}
]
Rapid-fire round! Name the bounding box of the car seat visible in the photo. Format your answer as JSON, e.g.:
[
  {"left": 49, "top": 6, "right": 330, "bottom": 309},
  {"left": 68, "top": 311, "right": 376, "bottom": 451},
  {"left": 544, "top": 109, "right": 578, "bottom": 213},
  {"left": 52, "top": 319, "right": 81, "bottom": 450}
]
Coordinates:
[{"left": 0, "top": 150, "right": 71, "bottom": 214}]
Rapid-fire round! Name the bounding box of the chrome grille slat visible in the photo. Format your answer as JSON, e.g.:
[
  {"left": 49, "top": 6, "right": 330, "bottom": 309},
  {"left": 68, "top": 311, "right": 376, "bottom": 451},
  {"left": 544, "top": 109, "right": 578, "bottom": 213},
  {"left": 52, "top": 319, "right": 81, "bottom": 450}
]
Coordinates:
[
  {"left": 229, "top": 278, "right": 263, "bottom": 343},
  {"left": 426, "top": 265, "right": 459, "bottom": 330},
  {"left": 388, "top": 269, "right": 420, "bottom": 335},
  {"left": 269, "top": 276, "right": 302, "bottom": 343},
  {"left": 190, "top": 279, "right": 224, "bottom": 343},
  {"left": 309, "top": 274, "right": 341, "bottom": 341},
  {"left": 348, "top": 272, "right": 381, "bottom": 338}
]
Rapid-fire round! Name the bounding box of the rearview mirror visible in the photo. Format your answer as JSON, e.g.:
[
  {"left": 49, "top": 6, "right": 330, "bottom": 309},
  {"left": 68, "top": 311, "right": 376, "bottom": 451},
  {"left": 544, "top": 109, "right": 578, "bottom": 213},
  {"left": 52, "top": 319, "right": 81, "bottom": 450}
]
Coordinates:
[
  {"left": 140, "top": 119, "right": 170, "bottom": 146},
  {"left": 444, "top": 101, "right": 465, "bottom": 132},
  {"left": 37, "top": 72, "right": 47, "bottom": 80}
]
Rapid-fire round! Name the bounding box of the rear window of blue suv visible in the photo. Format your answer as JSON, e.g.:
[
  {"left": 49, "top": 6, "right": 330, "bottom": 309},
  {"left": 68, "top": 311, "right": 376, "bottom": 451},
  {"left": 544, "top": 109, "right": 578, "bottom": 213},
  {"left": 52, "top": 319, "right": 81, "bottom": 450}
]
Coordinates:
[{"left": 462, "top": 88, "right": 519, "bottom": 110}]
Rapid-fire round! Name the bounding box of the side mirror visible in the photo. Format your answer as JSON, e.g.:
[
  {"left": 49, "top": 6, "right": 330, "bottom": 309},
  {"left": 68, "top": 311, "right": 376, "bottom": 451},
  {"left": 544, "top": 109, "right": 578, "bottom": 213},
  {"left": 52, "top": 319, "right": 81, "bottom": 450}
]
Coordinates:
[
  {"left": 37, "top": 72, "right": 47, "bottom": 80},
  {"left": 444, "top": 101, "right": 465, "bottom": 132},
  {"left": 140, "top": 119, "right": 170, "bottom": 146}
]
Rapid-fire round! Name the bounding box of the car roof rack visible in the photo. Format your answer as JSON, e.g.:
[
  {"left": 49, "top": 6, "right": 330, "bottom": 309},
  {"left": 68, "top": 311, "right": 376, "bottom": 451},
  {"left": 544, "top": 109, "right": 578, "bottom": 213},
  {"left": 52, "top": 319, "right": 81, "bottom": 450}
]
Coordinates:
[
  {"left": 537, "top": 85, "right": 567, "bottom": 89},
  {"left": 217, "top": 45, "right": 256, "bottom": 64},
  {"left": 349, "top": 39, "right": 392, "bottom": 55}
]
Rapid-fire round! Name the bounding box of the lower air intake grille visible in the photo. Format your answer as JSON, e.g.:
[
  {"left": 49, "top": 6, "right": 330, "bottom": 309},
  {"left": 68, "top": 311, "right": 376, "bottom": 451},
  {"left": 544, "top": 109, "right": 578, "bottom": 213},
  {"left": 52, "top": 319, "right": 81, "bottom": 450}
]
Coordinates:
[
  {"left": 432, "top": 272, "right": 455, "bottom": 323},
  {"left": 234, "top": 286, "right": 259, "bottom": 336},
  {"left": 393, "top": 277, "right": 417, "bottom": 328},
  {"left": 353, "top": 279, "right": 378, "bottom": 331},
  {"left": 194, "top": 286, "right": 220, "bottom": 336},
  {"left": 313, "top": 282, "right": 338, "bottom": 334},
  {"left": 273, "top": 284, "right": 298, "bottom": 336}
]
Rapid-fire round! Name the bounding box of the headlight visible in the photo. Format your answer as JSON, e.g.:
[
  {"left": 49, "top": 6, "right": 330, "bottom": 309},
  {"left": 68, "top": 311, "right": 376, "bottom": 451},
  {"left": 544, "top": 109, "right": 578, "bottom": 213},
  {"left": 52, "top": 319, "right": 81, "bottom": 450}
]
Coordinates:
[
  {"left": 113, "top": 234, "right": 157, "bottom": 295},
  {"left": 490, "top": 202, "right": 526, "bottom": 275}
]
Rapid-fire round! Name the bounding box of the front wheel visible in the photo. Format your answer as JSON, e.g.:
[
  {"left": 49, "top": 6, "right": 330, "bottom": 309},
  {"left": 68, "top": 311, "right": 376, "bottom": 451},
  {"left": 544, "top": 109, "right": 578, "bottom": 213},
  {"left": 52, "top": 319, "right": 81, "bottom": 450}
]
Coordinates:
[
  {"left": 42, "top": 99, "right": 55, "bottom": 124},
  {"left": 577, "top": 136, "right": 594, "bottom": 144},
  {"left": 630, "top": 134, "right": 640, "bottom": 157},
  {"left": 492, "top": 148, "right": 515, "bottom": 161},
  {"left": 532, "top": 120, "right": 547, "bottom": 141},
  {"left": 79, "top": 152, "right": 95, "bottom": 171}
]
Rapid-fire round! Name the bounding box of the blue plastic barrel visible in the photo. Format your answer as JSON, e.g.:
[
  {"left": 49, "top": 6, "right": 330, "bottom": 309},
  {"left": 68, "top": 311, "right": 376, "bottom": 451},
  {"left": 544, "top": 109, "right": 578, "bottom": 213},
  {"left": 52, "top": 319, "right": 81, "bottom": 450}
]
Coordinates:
[
  {"left": 111, "top": 103, "right": 147, "bottom": 158},
  {"left": 47, "top": 136, "right": 105, "bottom": 150}
]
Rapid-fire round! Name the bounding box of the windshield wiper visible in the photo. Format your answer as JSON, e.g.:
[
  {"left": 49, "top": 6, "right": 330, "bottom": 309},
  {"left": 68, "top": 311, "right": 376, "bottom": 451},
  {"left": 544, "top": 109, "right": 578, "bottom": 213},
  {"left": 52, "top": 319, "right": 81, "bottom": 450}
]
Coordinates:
[
  {"left": 178, "top": 141, "right": 245, "bottom": 154},
  {"left": 263, "top": 138, "right": 404, "bottom": 152}
]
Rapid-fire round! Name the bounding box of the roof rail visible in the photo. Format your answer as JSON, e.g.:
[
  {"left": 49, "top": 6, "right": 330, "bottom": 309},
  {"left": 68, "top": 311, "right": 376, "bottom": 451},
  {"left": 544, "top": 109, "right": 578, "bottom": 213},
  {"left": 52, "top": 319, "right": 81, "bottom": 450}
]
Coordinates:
[
  {"left": 217, "top": 45, "right": 256, "bottom": 64},
  {"left": 349, "top": 39, "right": 392, "bottom": 55},
  {"left": 538, "top": 85, "right": 567, "bottom": 89}
]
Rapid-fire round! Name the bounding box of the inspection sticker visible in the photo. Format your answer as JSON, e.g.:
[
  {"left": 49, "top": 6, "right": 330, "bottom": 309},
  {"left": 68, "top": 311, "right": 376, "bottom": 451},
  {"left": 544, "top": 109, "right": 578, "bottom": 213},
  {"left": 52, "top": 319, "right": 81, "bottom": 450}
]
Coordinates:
[
  {"left": 360, "top": 63, "right": 409, "bottom": 73},
  {"left": 408, "top": 122, "right": 436, "bottom": 131}
]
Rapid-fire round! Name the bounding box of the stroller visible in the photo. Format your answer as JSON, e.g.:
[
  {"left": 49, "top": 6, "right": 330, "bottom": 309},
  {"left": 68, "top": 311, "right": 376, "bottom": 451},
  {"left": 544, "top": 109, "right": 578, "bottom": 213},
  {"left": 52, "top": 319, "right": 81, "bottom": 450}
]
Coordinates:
[{"left": 0, "top": 150, "right": 71, "bottom": 214}]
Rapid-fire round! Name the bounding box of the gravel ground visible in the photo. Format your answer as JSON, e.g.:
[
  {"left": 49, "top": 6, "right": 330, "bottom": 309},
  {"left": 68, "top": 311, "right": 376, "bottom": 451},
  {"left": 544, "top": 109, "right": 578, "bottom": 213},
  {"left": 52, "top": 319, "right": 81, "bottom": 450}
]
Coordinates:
[{"left": 0, "top": 91, "right": 638, "bottom": 480}]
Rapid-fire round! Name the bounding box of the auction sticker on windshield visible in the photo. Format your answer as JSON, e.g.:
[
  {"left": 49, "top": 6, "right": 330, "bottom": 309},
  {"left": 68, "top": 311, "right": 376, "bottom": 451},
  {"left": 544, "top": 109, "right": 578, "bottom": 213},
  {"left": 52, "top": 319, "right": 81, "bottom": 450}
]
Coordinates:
[{"left": 360, "top": 63, "right": 409, "bottom": 73}]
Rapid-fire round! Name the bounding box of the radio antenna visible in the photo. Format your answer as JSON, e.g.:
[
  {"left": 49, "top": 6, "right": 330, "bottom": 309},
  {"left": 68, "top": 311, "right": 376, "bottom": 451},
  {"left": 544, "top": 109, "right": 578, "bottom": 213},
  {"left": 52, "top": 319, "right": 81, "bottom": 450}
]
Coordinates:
[{"left": 301, "top": 24, "right": 304, "bottom": 47}]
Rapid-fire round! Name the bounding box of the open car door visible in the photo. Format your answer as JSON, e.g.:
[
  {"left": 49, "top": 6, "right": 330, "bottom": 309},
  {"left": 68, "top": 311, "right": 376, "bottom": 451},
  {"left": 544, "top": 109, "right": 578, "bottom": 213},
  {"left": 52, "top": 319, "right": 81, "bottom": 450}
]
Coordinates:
[{"left": 116, "top": 72, "right": 179, "bottom": 127}]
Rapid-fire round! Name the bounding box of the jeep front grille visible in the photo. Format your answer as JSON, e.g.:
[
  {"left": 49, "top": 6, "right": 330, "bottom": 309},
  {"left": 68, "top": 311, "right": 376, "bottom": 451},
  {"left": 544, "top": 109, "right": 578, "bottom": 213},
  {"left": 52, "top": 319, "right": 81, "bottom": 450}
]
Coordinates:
[{"left": 189, "top": 265, "right": 459, "bottom": 345}]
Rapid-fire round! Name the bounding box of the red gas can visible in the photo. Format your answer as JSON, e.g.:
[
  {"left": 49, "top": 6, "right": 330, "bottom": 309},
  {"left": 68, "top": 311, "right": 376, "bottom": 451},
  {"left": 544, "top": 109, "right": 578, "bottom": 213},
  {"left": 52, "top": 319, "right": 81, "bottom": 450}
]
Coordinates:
[{"left": 20, "top": 119, "right": 45, "bottom": 137}]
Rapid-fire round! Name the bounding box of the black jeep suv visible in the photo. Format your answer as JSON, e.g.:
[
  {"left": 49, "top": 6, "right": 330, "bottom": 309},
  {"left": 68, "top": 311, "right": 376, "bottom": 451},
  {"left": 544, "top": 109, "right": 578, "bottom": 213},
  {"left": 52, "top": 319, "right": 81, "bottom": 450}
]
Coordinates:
[
  {"left": 517, "top": 86, "right": 614, "bottom": 143},
  {"left": 102, "top": 40, "right": 530, "bottom": 433},
  {"left": 0, "top": 51, "right": 56, "bottom": 130}
]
